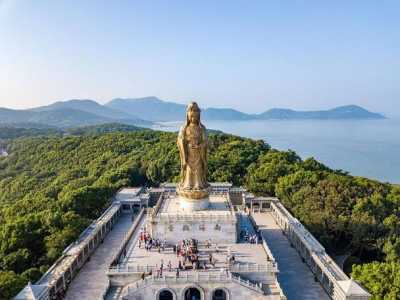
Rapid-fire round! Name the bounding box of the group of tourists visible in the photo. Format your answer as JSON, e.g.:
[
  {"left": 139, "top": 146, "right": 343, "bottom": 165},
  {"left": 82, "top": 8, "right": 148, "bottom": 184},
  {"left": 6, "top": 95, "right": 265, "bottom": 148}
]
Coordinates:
[
  {"left": 240, "top": 229, "right": 260, "bottom": 244},
  {"left": 173, "top": 239, "right": 197, "bottom": 256},
  {"left": 174, "top": 239, "right": 200, "bottom": 269},
  {"left": 138, "top": 230, "right": 167, "bottom": 252},
  {"left": 154, "top": 259, "right": 174, "bottom": 277},
  {"left": 247, "top": 234, "right": 259, "bottom": 244},
  {"left": 137, "top": 234, "right": 236, "bottom": 281}
]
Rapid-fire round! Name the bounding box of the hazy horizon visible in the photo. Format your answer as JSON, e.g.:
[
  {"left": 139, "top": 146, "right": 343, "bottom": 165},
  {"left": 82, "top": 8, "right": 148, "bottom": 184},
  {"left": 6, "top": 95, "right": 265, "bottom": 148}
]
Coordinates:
[
  {"left": 0, "top": 96, "right": 392, "bottom": 117},
  {"left": 1, "top": 1, "right": 399, "bottom": 116}
]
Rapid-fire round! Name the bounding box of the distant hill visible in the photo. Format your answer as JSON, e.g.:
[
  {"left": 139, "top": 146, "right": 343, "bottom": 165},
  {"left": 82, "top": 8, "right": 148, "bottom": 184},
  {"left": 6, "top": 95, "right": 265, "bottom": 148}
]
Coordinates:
[
  {"left": 106, "top": 97, "right": 253, "bottom": 121},
  {"left": 106, "top": 97, "right": 385, "bottom": 121},
  {"left": 106, "top": 97, "right": 187, "bottom": 122},
  {"left": 0, "top": 98, "right": 385, "bottom": 128},
  {"left": 0, "top": 100, "right": 152, "bottom": 128},
  {"left": 31, "top": 99, "right": 138, "bottom": 120},
  {"left": 257, "top": 105, "right": 385, "bottom": 120},
  {"left": 0, "top": 108, "right": 36, "bottom": 123},
  {"left": 0, "top": 107, "right": 117, "bottom": 128},
  {"left": 203, "top": 107, "right": 253, "bottom": 121}
]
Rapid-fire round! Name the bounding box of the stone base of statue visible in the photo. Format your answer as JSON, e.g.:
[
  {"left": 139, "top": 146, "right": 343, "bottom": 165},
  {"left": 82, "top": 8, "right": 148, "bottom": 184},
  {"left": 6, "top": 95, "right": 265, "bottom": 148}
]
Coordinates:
[
  {"left": 177, "top": 187, "right": 210, "bottom": 211},
  {"left": 147, "top": 183, "right": 237, "bottom": 244},
  {"left": 179, "top": 195, "right": 210, "bottom": 211}
]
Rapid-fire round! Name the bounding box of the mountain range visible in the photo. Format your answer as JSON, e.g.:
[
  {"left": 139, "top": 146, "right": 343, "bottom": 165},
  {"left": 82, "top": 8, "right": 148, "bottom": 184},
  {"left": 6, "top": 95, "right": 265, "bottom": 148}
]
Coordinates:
[
  {"left": 0, "top": 99, "right": 151, "bottom": 128},
  {"left": 0, "top": 97, "right": 385, "bottom": 128}
]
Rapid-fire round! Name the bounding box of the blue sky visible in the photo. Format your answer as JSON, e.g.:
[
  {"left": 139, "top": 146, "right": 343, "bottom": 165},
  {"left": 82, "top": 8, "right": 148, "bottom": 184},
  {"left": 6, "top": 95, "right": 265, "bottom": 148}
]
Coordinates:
[{"left": 0, "top": 0, "right": 399, "bottom": 115}]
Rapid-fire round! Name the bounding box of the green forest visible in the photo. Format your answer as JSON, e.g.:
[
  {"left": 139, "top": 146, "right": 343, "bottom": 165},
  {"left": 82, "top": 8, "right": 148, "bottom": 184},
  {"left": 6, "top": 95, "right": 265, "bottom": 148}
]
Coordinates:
[{"left": 0, "top": 128, "right": 399, "bottom": 299}]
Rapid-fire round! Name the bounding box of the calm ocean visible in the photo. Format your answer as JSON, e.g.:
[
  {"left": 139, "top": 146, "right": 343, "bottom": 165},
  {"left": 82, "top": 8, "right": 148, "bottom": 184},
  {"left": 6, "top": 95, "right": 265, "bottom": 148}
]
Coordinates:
[{"left": 155, "top": 118, "right": 400, "bottom": 184}]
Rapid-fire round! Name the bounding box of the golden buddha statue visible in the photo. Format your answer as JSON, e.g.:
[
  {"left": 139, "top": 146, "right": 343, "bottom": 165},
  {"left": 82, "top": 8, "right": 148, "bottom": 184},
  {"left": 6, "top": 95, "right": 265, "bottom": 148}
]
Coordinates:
[{"left": 177, "top": 102, "right": 209, "bottom": 200}]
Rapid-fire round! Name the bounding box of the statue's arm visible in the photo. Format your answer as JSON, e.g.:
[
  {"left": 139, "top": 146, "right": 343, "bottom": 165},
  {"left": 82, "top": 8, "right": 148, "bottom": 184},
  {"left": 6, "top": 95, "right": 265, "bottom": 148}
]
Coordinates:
[
  {"left": 200, "top": 126, "right": 208, "bottom": 174},
  {"left": 177, "top": 127, "right": 187, "bottom": 168}
]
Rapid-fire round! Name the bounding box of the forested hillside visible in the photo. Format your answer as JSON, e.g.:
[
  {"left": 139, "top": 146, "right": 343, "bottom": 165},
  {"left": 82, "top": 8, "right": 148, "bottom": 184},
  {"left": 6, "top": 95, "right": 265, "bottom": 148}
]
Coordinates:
[
  {"left": 0, "top": 126, "right": 62, "bottom": 139},
  {"left": 0, "top": 123, "right": 143, "bottom": 140},
  {"left": 0, "top": 130, "right": 398, "bottom": 299}
]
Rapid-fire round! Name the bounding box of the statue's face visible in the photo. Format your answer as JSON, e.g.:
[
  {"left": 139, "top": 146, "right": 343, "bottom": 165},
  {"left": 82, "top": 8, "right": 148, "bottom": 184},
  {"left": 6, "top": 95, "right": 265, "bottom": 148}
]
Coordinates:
[{"left": 188, "top": 109, "right": 200, "bottom": 125}]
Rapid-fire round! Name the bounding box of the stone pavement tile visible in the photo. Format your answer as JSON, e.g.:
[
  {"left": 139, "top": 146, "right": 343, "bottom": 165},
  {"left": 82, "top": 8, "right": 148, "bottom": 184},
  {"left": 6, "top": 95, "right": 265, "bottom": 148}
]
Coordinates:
[
  {"left": 122, "top": 232, "right": 267, "bottom": 270},
  {"left": 253, "top": 213, "right": 330, "bottom": 300}
]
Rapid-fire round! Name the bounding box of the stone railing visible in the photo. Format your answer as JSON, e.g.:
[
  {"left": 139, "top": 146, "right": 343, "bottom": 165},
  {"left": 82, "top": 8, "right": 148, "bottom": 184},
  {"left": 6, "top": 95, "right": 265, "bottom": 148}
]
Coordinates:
[
  {"left": 126, "top": 272, "right": 264, "bottom": 295},
  {"left": 230, "top": 262, "right": 278, "bottom": 273},
  {"left": 110, "top": 208, "right": 145, "bottom": 266},
  {"left": 226, "top": 192, "right": 237, "bottom": 216},
  {"left": 149, "top": 192, "right": 165, "bottom": 218},
  {"left": 274, "top": 284, "right": 287, "bottom": 300},
  {"left": 102, "top": 279, "right": 110, "bottom": 299},
  {"left": 154, "top": 212, "right": 236, "bottom": 222},
  {"left": 126, "top": 272, "right": 231, "bottom": 294},
  {"left": 231, "top": 273, "right": 264, "bottom": 293},
  {"left": 108, "top": 262, "right": 276, "bottom": 275},
  {"left": 262, "top": 239, "right": 277, "bottom": 263},
  {"left": 108, "top": 265, "right": 155, "bottom": 274},
  {"left": 247, "top": 212, "right": 259, "bottom": 231},
  {"left": 16, "top": 201, "right": 123, "bottom": 299},
  {"left": 270, "top": 201, "right": 370, "bottom": 300}
]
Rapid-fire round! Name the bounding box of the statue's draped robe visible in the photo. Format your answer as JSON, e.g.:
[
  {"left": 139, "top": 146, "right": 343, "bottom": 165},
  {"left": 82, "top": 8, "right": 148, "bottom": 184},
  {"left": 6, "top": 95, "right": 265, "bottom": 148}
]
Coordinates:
[{"left": 177, "top": 123, "right": 208, "bottom": 190}]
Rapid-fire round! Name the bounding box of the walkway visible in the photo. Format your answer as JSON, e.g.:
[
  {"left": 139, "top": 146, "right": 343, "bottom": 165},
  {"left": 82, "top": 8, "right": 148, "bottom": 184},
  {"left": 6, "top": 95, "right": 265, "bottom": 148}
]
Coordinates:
[
  {"left": 120, "top": 214, "right": 147, "bottom": 266},
  {"left": 238, "top": 211, "right": 257, "bottom": 242},
  {"left": 65, "top": 214, "right": 134, "bottom": 300},
  {"left": 253, "top": 212, "right": 330, "bottom": 300}
]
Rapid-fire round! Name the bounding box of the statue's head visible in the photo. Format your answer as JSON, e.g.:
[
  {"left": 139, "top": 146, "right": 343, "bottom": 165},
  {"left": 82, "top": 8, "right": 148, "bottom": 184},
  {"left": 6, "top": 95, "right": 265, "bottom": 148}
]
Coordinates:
[{"left": 186, "top": 102, "right": 201, "bottom": 125}]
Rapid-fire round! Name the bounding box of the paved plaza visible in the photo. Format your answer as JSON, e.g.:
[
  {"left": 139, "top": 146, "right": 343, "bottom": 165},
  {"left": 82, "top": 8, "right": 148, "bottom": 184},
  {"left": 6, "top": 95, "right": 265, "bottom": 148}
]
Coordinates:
[
  {"left": 122, "top": 237, "right": 269, "bottom": 272},
  {"left": 63, "top": 210, "right": 330, "bottom": 300},
  {"left": 253, "top": 212, "right": 330, "bottom": 300},
  {"left": 117, "top": 210, "right": 270, "bottom": 272}
]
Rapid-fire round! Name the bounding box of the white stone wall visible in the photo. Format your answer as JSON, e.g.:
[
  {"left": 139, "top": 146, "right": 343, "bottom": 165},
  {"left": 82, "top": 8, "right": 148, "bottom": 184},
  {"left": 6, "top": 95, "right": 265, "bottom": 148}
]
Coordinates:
[
  {"left": 124, "top": 280, "right": 280, "bottom": 300},
  {"left": 149, "top": 219, "right": 237, "bottom": 244}
]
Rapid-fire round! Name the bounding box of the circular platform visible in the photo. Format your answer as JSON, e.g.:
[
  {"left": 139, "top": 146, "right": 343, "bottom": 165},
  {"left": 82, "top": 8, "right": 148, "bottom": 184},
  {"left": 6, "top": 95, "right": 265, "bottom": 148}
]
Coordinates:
[{"left": 179, "top": 196, "right": 210, "bottom": 211}]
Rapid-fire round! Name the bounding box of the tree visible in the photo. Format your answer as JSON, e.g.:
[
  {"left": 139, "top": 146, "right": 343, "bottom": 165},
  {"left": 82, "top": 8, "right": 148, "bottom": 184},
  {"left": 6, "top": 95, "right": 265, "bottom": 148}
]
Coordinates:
[
  {"left": 0, "top": 271, "right": 26, "bottom": 300},
  {"left": 352, "top": 262, "right": 400, "bottom": 299},
  {"left": 0, "top": 129, "right": 398, "bottom": 299},
  {"left": 245, "top": 150, "right": 301, "bottom": 195}
]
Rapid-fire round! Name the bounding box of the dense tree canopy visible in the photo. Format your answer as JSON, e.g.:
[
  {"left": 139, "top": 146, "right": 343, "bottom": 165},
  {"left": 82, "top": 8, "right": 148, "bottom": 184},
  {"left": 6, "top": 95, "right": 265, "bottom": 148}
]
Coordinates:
[
  {"left": 352, "top": 262, "right": 400, "bottom": 299},
  {"left": 246, "top": 151, "right": 399, "bottom": 298},
  {"left": 0, "top": 128, "right": 398, "bottom": 298},
  {"left": 0, "top": 126, "right": 61, "bottom": 139}
]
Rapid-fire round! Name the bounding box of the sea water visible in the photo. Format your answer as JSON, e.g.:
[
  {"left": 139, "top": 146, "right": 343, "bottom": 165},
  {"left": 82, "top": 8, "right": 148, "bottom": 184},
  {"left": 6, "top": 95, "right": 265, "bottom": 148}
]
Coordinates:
[{"left": 154, "top": 118, "right": 400, "bottom": 184}]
